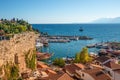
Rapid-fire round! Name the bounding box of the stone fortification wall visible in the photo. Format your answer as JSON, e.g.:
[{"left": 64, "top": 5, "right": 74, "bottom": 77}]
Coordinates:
[{"left": 0, "top": 32, "right": 38, "bottom": 71}]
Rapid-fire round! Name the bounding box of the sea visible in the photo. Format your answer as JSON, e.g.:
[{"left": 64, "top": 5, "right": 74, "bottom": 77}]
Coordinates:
[{"left": 32, "top": 24, "right": 120, "bottom": 60}]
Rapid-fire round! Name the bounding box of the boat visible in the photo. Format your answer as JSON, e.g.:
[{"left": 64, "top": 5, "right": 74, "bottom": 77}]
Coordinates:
[
  {"left": 36, "top": 52, "right": 53, "bottom": 60},
  {"left": 79, "top": 27, "right": 83, "bottom": 32},
  {"left": 36, "top": 42, "right": 43, "bottom": 47},
  {"left": 86, "top": 44, "right": 96, "bottom": 48}
]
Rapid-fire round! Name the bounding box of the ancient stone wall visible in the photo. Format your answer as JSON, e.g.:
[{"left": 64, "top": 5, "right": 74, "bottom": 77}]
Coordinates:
[{"left": 0, "top": 32, "right": 38, "bottom": 72}]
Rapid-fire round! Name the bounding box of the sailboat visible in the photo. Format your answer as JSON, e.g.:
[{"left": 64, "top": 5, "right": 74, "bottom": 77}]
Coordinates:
[{"left": 79, "top": 27, "right": 83, "bottom": 32}]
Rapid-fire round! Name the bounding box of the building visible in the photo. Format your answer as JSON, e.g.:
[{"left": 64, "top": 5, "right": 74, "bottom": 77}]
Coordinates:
[
  {"left": 64, "top": 63, "right": 85, "bottom": 78},
  {"left": 76, "top": 67, "right": 111, "bottom": 80},
  {"left": 92, "top": 55, "right": 120, "bottom": 80},
  {"left": 93, "top": 56, "right": 111, "bottom": 66},
  {"left": 113, "top": 69, "right": 120, "bottom": 80},
  {"left": 103, "top": 61, "right": 120, "bottom": 80},
  {"left": 38, "top": 72, "right": 74, "bottom": 80}
]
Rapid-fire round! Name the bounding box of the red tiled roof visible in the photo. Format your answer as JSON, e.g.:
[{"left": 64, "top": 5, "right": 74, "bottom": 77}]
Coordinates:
[
  {"left": 83, "top": 68, "right": 111, "bottom": 80},
  {"left": 104, "top": 61, "right": 120, "bottom": 70},
  {"left": 38, "top": 72, "right": 74, "bottom": 80},
  {"left": 45, "top": 69, "right": 57, "bottom": 75},
  {"left": 64, "top": 63, "right": 85, "bottom": 75},
  {"left": 95, "top": 56, "right": 111, "bottom": 63},
  {"left": 74, "top": 63, "right": 85, "bottom": 69},
  {"left": 57, "top": 73, "right": 74, "bottom": 80}
]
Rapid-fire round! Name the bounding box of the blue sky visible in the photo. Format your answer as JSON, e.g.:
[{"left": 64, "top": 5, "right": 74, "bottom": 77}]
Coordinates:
[{"left": 0, "top": 0, "right": 120, "bottom": 23}]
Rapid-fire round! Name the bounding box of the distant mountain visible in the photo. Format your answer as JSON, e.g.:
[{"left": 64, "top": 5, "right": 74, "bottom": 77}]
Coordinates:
[{"left": 92, "top": 17, "right": 120, "bottom": 23}]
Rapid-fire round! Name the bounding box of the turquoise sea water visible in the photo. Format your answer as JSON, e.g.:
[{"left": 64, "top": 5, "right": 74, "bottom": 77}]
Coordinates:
[{"left": 32, "top": 24, "right": 120, "bottom": 59}]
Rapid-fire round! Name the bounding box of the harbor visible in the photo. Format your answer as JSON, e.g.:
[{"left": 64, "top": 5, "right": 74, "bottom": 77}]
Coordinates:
[
  {"left": 35, "top": 34, "right": 93, "bottom": 61},
  {"left": 33, "top": 24, "right": 120, "bottom": 61}
]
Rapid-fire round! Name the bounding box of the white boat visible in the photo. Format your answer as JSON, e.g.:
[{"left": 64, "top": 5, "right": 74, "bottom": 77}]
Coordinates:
[
  {"left": 36, "top": 42, "right": 43, "bottom": 47},
  {"left": 86, "top": 44, "right": 96, "bottom": 48}
]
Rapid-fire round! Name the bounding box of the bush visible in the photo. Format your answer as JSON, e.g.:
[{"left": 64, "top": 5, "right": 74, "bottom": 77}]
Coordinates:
[
  {"left": 25, "top": 49, "right": 36, "bottom": 70},
  {"left": 4, "top": 63, "right": 19, "bottom": 80},
  {"left": 53, "top": 58, "right": 65, "bottom": 67}
]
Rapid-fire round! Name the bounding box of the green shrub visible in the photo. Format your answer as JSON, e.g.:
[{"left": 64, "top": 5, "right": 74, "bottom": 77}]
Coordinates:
[
  {"left": 25, "top": 49, "right": 36, "bottom": 70},
  {"left": 4, "top": 63, "right": 19, "bottom": 80},
  {"left": 53, "top": 58, "right": 65, "bottom": 67}
]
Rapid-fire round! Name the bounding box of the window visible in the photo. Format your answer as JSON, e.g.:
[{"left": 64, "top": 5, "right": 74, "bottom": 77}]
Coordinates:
[
  {"left": 108, "top": 71, "right": 112, "bottom": 76},
  {"left": 82, "top": 73, "right": 84, "bottom": 77}
]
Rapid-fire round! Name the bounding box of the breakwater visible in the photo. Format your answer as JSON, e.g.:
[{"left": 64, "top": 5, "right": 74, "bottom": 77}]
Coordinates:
[{"left": 39, "top": 35, "right": 93, "bottom": 43}]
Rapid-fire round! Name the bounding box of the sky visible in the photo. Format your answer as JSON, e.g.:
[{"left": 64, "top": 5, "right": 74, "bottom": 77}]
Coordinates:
[{"left": 0, "top": 0, "right": 120, "bottom": 24}]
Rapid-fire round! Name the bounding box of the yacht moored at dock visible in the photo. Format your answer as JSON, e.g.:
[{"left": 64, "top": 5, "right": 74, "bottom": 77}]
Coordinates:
[{"left": 36, "top": 52, "right": 53, "bottom": 60}]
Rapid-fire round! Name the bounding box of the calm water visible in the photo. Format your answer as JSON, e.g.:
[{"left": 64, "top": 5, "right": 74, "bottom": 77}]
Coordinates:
[{"left": 32, "top": 24, "right": 120, "bottom": 59}]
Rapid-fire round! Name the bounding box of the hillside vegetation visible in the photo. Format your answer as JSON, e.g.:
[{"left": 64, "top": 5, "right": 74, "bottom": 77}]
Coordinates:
[{"left": 0, "top": 18, "right": 37, "bottom": 35}]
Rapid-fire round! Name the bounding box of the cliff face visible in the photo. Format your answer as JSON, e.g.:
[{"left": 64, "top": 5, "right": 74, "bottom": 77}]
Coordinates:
[{"left": 0, "top": 32, "right": 38, "bottom": 72}]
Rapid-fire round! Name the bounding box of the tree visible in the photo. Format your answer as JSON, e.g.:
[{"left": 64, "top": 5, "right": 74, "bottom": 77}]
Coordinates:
[
  {"left": 14, "top": 29, "right": 19, "bottom": 33},
  {"left": 74, "top": 47, "right": 92, "bottom": 64},
  {"left": 18, "top": 25, "right": 27, "bottom": 32},
  {"left": 1, "top": 18, "right": 3, "bottom": 21},
  {"left": 74, "top": 53, "right": 80, "bottom": 63},
  {"left": 0, "top": 18, "right": 36, "bottom": 35},
  {"left": 80, "top": 47, "right": 90, "bottom": 63},
  {"left": 27, "top": 24, "right": 33, "bottom": 31},
  {"left": 11, "top": 18, "right": 16, "bottom": 22}
]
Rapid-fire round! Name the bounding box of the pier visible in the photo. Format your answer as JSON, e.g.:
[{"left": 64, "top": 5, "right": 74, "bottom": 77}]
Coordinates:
[{"left": 38, "top": 35, "right": 93, "bottom": 43}]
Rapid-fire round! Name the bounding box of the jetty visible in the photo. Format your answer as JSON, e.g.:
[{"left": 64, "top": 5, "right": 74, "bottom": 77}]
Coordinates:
[{"left": 38, "top": 35, "right": 93, "bottom": 44}]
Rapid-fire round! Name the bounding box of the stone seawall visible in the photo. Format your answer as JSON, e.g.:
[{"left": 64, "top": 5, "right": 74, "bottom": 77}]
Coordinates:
[{"left": 0, "top": 32, "right": 38, "bottom": 72}]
